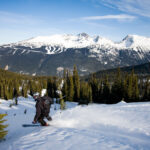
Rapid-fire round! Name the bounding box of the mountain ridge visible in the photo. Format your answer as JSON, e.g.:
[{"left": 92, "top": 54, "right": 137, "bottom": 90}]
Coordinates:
[
  {"left": 0, "top": 33, "right": 150, "bottom": 76},
  {"left": 83, "top": 62, "right": 150, "bottom": 80},
  {"left": 2, "top": 33, "right": 150, "bottom": 51}
]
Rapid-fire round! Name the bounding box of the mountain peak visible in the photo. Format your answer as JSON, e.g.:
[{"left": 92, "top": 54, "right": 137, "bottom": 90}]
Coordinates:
[
  {"left": 77, "top": 33, "right": 89, "bottom": 38},
  {"left": 121, "top": 34, "right": 150, "bottom": 48}
]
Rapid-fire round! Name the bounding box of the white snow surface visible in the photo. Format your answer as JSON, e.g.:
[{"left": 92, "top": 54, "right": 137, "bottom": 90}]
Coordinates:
[
  {"left": 4, "top": 33, "right": 150, "bottom": 53},
  {"left": 0, "top": 97, "right": 150, "bottom": 150}
]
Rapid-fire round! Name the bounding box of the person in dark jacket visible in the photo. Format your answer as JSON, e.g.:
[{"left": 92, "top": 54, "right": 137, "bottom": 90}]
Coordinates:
[{"left": 32, "top": 93, "right": 53, "bottom": 126}]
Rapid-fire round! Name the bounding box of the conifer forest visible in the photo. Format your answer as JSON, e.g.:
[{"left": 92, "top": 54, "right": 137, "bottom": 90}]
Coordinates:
[{"left": 0, "top": 65, "right": 149, "bottom": 104}]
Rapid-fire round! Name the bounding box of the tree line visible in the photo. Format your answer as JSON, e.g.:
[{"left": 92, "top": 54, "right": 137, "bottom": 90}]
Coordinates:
[
  {"left": 61, "top": 67, "right": 150, "bottom": 104},
  {"left": 0, "top": 66, "right": 150, "bottom": 103},
  {"left": 0, "top": 68, "right": 51, "bottom": 100}
]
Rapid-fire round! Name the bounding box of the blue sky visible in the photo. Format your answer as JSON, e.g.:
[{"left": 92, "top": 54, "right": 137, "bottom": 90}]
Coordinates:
[{"left": 0, "top": 0, "right": 150, "bottom": 44}]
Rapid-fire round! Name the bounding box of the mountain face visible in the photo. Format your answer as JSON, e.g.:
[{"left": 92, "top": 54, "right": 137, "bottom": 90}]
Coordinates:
[{"left": 0, "top": 33, "right": 150, "bottom": 76}]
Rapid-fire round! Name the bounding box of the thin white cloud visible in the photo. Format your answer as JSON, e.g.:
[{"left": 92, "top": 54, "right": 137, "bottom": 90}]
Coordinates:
[
  {"left": 97, "top": 0, "right": 150, "bottom": 17},
  {"left": 0, "top": 11, "right": 43, "bottom": 25},
  {"left": 81, "top": 14, "right": 136, "bottom": 21}
]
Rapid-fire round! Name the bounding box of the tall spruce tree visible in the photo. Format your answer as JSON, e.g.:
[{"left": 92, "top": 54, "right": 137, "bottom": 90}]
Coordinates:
[
  {"left": 4, "top": 85, "right": 9, "bottom": 100},
  {"left": 73, "top": 65, "right": 80, "bottom": 102},
  {"left": 67, "top": 71, "right": 74, "bottom": 102},
  {"left": 89, "top": 74, "right": 100, "bottom": 103},
  {"left": 143, "top": 78, "right": 150, "bottom": 101},
  {"left": 47, "top": 77, "right": 58, "bottom": 98},
  {"left": 62, "top": 69, "right": 68, "bottom": 101},
  {"left": 13, "top": 80, "right": 20, "bottom": 98},
  {"left": 111, "top": 68, "right": 124, "bottom": 103},
  {"left": 127, "top": 74, "right": 133, "bottom": 102},
  {"left": 47, "top": 77, "right": 54, "bottom": 97},
  {"left": 22, "top": 84, "right": 28, "bottom": 98},
  {"left": 8, "top": 81, "right": 13, "bottom": 99},
  {"left": 132, "top": 75, "right": 139, "bottom": 101},
  {"left": 80, "top": 82, "right": 92, "bottom": 104},
  {"left": 102, "top": 75, "right": 110, "bottom": 103}
]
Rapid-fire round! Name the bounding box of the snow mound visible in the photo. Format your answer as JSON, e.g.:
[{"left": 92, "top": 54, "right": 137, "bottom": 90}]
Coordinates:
[{"left": 52, "top": 103, "right": 150, "bottom": 134}]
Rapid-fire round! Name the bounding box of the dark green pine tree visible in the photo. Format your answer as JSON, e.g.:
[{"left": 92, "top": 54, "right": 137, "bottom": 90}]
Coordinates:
[
  {"left": 62, "top": 69, "right": 68, "bottom": 101},
  {"left": 80, "top": 82, "right": 90, "bottom": 104},
  {"left": 36, "top": 81, "right": 42, "bottom": 96},
  {"left": 132, "top": 75, "right": 139, "bottom": 101},
  {"left": 22, "top": 84, "right": 28, "bottom": 98},
  {"left": 53, "top": 77, "right": 59, "bottom": 98},
  {"left": 143, "top": 78, "right": 150, "bottom": 101},
  {"left": 4, "top": 84, "right": 9, "bottom": 100},
  {"left": 102, "top": 75, "right": 110, "bottom": 104},
  {"left": 47, "top": 77, "right": 58, "bottom": 98},
  {"left": 73, "top": 65, "right": 80, "bottom": 102},
  {"left": 8, "top": 81, "right": 13, "bottom": 99},
  {"left": 13, "top": 80, "right": 20, "bottom": 98},
  {"left": 67, "top": 71, "right": 74, "bottom": 102},
  {"left": 122, "top": 76, "right": 128, "bottom": 101},
  {"left": 47, "top": 77, "right": 54, "bottom": 97},
  {"left": 29, "top": 80, "right": 37, "bottom": 96},
  {"left": 111, "top": 68, "right": 124, "bottom": 103},
  {"left": 139, "top": 78, "right": 144, "bottom": 100},
  {"left": 89, "top": 74, "right": 100, "bottom": 103},
  {"left": 0, "top": 114, "right": 8, "bottom": 140},
  {"left": 126, "top": 74, "right": 133, "bottom": 102},
  {"left": 88, "top": 84, "right": 92, "bottom": 103}
]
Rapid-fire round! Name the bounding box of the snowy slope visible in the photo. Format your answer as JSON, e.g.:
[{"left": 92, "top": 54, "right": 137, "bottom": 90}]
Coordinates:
[
  {"left": 0, "top": 97, "right": 150, "bottom": 150},
  {"left": 119, "top": 35, "right": 150, "bottom": 51},
  {"left": 7, "top": 33, "right": 114, "bottom": 49}
]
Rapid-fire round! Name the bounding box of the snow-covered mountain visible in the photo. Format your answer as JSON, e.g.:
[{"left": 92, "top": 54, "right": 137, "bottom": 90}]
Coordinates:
[
  {"left": 4, "top": 33, "right": 150, "bottom": 52},
  {"left": 0, "top": 33, "right": 150, "bottom": 75}
]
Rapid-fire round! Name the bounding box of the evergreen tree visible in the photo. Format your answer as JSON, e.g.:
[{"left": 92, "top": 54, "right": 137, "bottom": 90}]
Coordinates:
[
  {"left": 111, "top": 68, "right": 124, "bottom": 103},
  {"left": 47, "top": 77, "right": 58, "bottom": 98},
  {"left": 13, "top": 80, "right": 20, "bottom": 98},
  {"left": 79, "top": 82, "right": 92, "bottom": 104},
  {"left": 62, "top": 70, "right": 68, "bottom": 101},
  {"left": 73, "top": 65, "right": 80, "bottom": 101},
  {"left": 122, "top": 77, "right": 128, "bottom": 101},
  {"left": 59, "top": 94, "right": 66, "bottom": 110},
  {"left": 67, "top": 71, "right": 74, "bottom": 102},
  {"left": 47, "top": 77, "right": 53, "bottom": 97},
  {"left": 53, "top": 77, "right": 59, "bottom": 98},
  {"left": 143, "top": 78, "right": 150, "bottom": 101},
  {"left": 8, "top": 82, "right": 13, "bottom": 99},
  {"left": 132, "top": 75, "right": 139, "bottom": 101},
  {"left": 127, "top": 74, "right": 133, "bottom": 101},
  {"left": 0, "top": 114, "right": 8, "bottom": 140},
  {"left": 102, "top": 75, "right": 110, "bottom": 103},
  {"left": 89, "top": 74, "right": 100, "bottom": 103},
  {"left": 88, "top": 84, "right": 92, "bottom": 103},
  {"left": 22, "top": 84, "right": 28, "bottom": 98},
  {"left": 4, "top": 85, "right": 9, "bottom": 100}
]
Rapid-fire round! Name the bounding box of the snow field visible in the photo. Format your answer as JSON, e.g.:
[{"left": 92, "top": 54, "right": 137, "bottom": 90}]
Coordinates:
[{"left": 0, "top": 97, "right": 150, "bottom": 150}]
